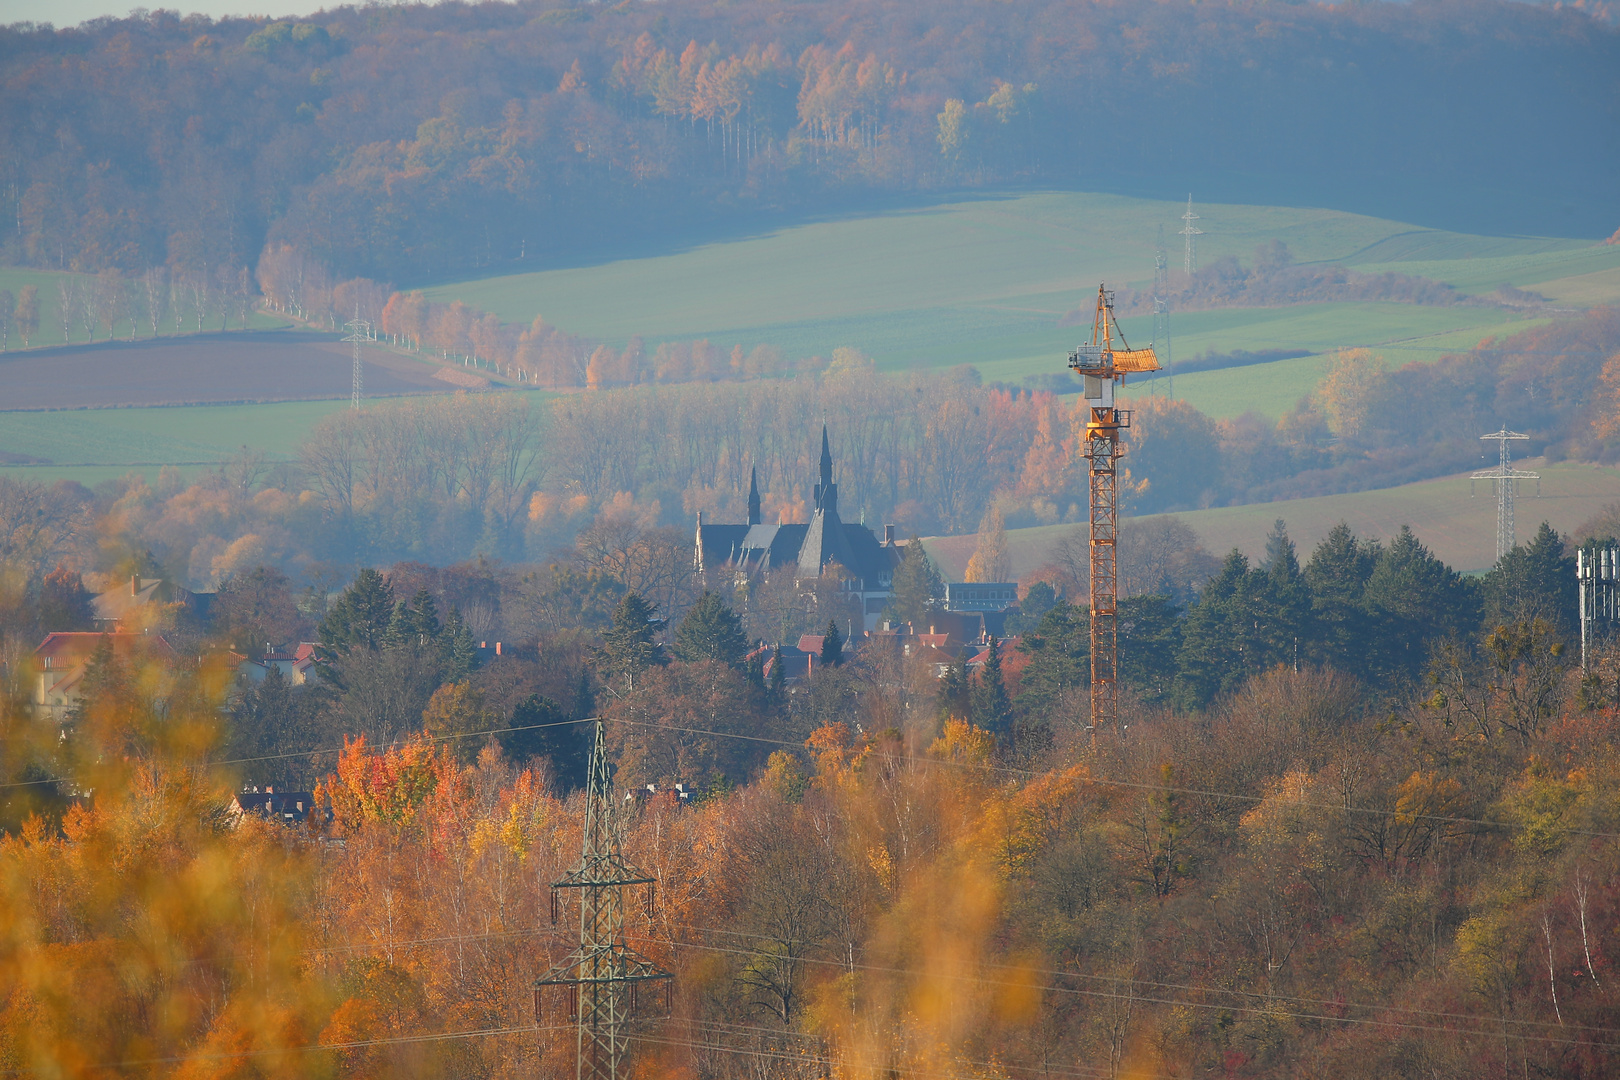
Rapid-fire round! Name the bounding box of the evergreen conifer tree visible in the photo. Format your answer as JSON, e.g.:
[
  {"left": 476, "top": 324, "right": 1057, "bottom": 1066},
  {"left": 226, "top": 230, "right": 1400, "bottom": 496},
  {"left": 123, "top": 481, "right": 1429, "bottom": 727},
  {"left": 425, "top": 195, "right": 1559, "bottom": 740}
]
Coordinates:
[
  {"left": 884, "top": 540, "right": 943, "bottom": 629},
  {"left": 672, "top": 592, "right": 749, "bottom": 666},
  {"left": 317, "top": 568, "right": 395, "bottom": 660},
  {"left": 937, "top": 655, "right": 970, "bottom": 720},
  {"left": 1483, "top": 521, "right": 1577, "bottom": 634},
  {"left": 408, "top": 589, "right": 441, "bottom": 645},
  {"left": 1304, "top": 522, "right": 1380, "bottom": 677},
  {"left": 440, "top": 606, "right": 479, "bottom": 682},
  {"left": 1119, "top": 593, "right": 1182, "bottom": 702},
  {"left": 1260, "top": 520, "right": 1314, "bottom": 669},
  {"left": 1174, "top": 549, "right": 1259, "bottom": 709},
  {"left": 597, "top": 593, "right": 666, "bottom": 690},
  {"left": 768, "top": 644, "right": 786, "bottom": 699},
  {"left": 1362, "top": 525, "right": 1481, "bottom": 680},
  {"left": 971, "top": 637, "right": 1013, "bottom": 745},
  {"left": 1014, "top": 602, "right": 1089, "bottom": 715},
  {"left": 503, "top": 694, "right": 590, "bottom": 790},
  {"left": 820, "top": 619, "right": 844, "bottom": 667}
]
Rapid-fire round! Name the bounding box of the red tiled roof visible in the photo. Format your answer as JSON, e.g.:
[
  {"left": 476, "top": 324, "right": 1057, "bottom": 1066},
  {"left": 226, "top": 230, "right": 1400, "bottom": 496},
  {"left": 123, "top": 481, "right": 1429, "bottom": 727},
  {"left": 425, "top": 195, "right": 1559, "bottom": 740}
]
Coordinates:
[{"left": 35, "top": 631, "right": 177, "bottom": 664}]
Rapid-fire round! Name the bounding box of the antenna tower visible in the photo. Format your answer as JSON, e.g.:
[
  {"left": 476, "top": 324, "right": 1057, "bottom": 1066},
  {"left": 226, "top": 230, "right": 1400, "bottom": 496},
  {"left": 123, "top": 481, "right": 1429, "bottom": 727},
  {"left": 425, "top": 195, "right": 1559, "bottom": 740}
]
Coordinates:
[
  {"left": 1576, "top": 545, "right": 1620, "bottom": 672},
  {"left": 1472, "top": 429, "right": 1537, "bottom": 561},
  {"left": 342, "top": 312, "right": 370, "bottom": 410},
  {"left": 1179, "top": 194, "right": 1202, "bottom": 277},
  {"left": 1152, "top": 226, "right": 1173, "bottom": 399},
  {"left": 535, "top": 719, "right": 671, "bottom": 1080},
  {"left": 1068, "top": 286, "right": 1159, "bottom": 741}
]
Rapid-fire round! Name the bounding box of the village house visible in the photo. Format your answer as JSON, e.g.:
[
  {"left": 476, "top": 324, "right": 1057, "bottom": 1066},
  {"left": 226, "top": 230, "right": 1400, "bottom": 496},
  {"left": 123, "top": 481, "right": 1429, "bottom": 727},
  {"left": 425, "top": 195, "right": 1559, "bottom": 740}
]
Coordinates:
[{"left": 33, "top": 631, "right": 179, "bottom": 722}]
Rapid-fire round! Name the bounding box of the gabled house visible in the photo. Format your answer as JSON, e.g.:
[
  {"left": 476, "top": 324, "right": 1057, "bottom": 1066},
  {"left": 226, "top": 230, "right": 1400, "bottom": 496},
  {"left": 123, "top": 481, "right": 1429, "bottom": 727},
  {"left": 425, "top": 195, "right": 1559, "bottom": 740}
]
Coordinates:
[
  {"left": 33, "top": 631, "right": 178, "bottom": 722},
  {"left": 229, "top": 787, "right": 319, "bottom": 826},
  {"left": 92, "top": 574, "right": 211, "bottom": 631},
  {"left": 238, "top": 643, "right": 319, "bottom": 686}
]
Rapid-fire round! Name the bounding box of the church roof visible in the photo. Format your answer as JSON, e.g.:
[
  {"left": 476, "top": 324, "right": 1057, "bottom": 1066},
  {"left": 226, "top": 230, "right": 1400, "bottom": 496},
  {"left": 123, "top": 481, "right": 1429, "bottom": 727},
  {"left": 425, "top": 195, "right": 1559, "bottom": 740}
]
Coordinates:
[{"left": 694, "top": 429, "right": 900, "bottom": 588}]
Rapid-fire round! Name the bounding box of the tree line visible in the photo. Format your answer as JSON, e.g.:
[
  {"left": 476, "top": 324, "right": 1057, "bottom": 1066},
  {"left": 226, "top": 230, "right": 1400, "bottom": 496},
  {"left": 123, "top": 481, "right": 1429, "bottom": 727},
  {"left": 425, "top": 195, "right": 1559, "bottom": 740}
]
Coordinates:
[{"left": 2, "top": 0, "right": 1612, "bottom": 283}]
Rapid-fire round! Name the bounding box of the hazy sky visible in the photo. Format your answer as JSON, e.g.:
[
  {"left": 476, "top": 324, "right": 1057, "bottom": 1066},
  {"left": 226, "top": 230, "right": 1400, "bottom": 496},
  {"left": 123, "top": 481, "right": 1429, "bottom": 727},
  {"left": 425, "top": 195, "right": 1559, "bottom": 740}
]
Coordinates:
[{"left": 0, "top": 0, "right": 334, "bottom": 26}]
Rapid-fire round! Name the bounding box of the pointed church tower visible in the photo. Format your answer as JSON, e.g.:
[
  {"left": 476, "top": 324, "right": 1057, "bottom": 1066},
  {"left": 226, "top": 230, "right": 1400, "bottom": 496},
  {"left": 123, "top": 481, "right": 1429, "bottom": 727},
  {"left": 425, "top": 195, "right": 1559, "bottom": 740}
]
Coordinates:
[
  {"left": 747, "top": 466, "right": 762, "bottom": 526},
  {"left": 811, "top": 425, "right": 837, "bottom": 516}
]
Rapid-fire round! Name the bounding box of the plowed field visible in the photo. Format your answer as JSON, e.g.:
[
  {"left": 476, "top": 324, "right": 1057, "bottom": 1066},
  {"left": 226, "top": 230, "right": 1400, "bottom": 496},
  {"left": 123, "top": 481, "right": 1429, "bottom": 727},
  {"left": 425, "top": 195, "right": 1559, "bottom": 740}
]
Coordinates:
[{"left": 0, "top": 331, "right": 453, "bottom": 410}]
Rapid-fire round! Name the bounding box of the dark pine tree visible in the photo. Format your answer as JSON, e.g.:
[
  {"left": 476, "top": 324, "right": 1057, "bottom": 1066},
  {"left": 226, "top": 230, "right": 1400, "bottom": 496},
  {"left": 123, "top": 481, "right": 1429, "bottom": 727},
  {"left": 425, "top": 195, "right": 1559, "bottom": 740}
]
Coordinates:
[
  {"left": 1483, "top": 521, "right": 1577, "bottom": 636},
  {"left": 1361, "top": 525, "right": 1481, "bottom": 681},
  {"left": 1304, "top": 522, "right": 1381, "bottom": 678},
  {"left": 883, "top": 539, "right": 944, "bottom": 630},
  {"left": 503, "top": 694, "right": 590, "bottom": 791},
  {"left": 596, "top": 593, "right": 667, "bottom": 691},
  {"left": 673, "top": 592, "right": 749, "bottom": 666},
  {"left": 1260, "top": 520, "right": 1314, "bottom": 670},
  {"left": 820, "top": 620, "right": 845, "bottom": 667},
  {"left": 971, "top": 637, "right": 1014, "bottom": 747},
  {"left": 440, "top": 606, "right": 479, "bottom": 682},
  {"left": 317, "top": 568, "right": 395, "bottom": 660},
  {"left": 1014, "top": 602, "right": 1089, "bottom": 716},
  {"left": 1119, "top": 593, "right": 1182, "bottom": 703},
  {"left": 937, "top": 655, "right": 970, "bottom": 721}
]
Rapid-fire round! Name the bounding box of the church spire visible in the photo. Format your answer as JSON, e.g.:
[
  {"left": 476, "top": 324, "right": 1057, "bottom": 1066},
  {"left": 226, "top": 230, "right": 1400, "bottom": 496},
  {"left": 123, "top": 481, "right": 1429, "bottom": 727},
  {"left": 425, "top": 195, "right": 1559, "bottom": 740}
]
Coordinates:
[
  {"left": 812, "top": 425, "right": 838, "bottom": 516},
  {"left": 819, "top": 425, "right": 833, "bottom": 487},
  {"left": 747, "top": 465, "right": 762, "bottom": 526}
]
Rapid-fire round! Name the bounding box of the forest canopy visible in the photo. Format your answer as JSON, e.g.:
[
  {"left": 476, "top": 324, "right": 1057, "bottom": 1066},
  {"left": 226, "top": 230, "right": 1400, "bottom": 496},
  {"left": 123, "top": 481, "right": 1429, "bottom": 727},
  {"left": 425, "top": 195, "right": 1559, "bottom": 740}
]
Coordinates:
[{"left": 1, "top": 0, "right": 1615, "bottom": 287}]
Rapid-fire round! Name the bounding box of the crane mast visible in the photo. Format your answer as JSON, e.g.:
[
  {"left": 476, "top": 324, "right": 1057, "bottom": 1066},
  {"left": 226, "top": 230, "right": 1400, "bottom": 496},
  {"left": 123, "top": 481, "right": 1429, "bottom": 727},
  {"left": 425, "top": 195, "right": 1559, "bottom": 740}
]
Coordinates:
[{"left": 1068, "top": 285, "right": 1159, "bottom": 739}]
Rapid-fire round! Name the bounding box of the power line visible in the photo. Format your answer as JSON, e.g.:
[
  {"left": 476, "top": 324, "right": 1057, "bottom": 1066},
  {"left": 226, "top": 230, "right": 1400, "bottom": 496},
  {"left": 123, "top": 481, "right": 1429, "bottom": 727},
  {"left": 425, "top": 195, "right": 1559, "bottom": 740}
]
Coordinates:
[{"left": 9, "top": 712, "right": 1614, "bottom": 843}]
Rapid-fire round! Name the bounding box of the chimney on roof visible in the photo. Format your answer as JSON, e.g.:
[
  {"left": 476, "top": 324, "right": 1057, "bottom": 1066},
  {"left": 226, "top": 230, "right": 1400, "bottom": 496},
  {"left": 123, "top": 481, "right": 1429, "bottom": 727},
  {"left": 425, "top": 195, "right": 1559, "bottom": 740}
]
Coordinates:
[
  {"left": 884, "top": 524, "right": 895, "bottom": 545},
  {"left": 495, "top": 641, "right": 502, "bottom": 656},
  {"left": 131, "top": 574, "right": 140, "bottom": 595}
]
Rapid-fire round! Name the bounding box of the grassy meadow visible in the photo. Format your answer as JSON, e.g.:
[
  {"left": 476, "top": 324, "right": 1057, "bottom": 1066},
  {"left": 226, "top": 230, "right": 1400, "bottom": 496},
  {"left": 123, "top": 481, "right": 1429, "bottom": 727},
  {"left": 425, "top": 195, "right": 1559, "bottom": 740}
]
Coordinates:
[
  {"left": 3, "top": 190, "right": 1613, "bottom": 499},
  {"left": 426, "top": 191, "right": 1618, "bottom": 420},
  {"left": 0, "top": 400, "right": 363, "bottom": 488}
]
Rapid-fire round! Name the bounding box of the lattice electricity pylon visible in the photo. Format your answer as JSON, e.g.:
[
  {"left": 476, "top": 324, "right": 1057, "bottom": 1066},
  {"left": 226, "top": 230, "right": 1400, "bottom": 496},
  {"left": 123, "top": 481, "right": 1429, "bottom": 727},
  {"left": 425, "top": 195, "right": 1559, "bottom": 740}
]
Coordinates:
[
  {"left": 1179, "top": 194, "right": 1202, "bottom": 276},
  {"left": 1069, "top": 286, "right": 1158, "bottom": 741},
  {"left": 535, "top": 719, "right": 671, "bottom": 1080},
  {"left": 342, "top": 315, "right": 370, "bottom": 410},
  {"left": 1472, "top": 429, "right": 1537, "bottom": 561}
]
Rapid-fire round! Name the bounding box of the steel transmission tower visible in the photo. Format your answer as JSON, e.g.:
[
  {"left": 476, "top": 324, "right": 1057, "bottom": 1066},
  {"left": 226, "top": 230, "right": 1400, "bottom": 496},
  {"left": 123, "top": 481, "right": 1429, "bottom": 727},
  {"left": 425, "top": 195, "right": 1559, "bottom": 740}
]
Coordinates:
[
  {"left": 1472, "top": 429, "right": 1537, "bottom": 561},
  {"left": 536, "top": 719, "right": 671, "bottom": 1080},
  {"left": 1069, "top": 286, "right": 1159, "bottom": 740},
  {"left": 342, "top": 314, "right": 370, "bottom": 410},
  {"left": 1152, "top": 226, "right": 1173, "bottom": 399},
  {"left": 1179, "top": 194, "right": 1202, "bottom": 277}
]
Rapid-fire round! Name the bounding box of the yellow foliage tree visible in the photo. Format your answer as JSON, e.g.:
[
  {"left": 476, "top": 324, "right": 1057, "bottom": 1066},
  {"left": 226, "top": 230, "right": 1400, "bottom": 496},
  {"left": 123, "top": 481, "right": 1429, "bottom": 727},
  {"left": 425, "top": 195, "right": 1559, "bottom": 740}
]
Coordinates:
[
  {"left": 964, "top": 507, "right": 1010, "bottom": 582},
  {"left": 1313, "top": 347, "right": 1387, "bottom": 439}
]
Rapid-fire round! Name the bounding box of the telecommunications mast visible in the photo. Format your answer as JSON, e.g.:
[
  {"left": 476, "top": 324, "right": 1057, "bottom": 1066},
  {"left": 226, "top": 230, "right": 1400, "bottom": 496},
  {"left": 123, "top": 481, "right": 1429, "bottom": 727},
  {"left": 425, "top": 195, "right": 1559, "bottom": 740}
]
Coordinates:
[{"left": 1068, "top": 286, "right": 1159, "bottom": 740}]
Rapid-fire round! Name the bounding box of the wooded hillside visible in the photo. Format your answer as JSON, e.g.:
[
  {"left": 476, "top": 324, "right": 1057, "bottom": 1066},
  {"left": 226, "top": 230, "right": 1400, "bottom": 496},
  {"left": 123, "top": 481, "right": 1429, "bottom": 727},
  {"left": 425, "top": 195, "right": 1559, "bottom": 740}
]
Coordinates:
[{"left": 2, "top": 0, "right": 1615, "bottom": 286}]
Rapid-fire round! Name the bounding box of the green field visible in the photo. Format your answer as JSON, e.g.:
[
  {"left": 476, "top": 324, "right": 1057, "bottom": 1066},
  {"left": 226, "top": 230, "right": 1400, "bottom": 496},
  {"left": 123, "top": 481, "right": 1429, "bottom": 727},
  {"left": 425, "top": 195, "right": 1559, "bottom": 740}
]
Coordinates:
[
  {"left": 426, "top": 190, "right": 1617, "bottom": 420},
  {"left": 0, "top": 400, "right": 361, "bottom": 488},
  {"left": 923, "top": 460, "right": 1620, "bottom": 579},
  {"left": 3, "top": 190, "right": 1613, "bottom": 491}
]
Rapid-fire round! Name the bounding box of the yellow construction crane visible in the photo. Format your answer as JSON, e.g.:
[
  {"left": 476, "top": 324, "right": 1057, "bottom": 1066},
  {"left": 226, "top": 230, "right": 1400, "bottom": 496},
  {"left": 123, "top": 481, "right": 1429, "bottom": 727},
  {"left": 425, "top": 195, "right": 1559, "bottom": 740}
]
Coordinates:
[{"left": 1068, "top": 285, "right": 1158, "bottom": 739}]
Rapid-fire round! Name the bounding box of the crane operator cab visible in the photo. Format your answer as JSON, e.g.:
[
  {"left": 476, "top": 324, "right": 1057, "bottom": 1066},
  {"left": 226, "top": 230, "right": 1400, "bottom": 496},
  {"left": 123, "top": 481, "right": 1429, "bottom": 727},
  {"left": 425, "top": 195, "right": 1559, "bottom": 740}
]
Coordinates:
[{"left": 1068, "top": 285, "right": 1159, "bottom": 416}]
